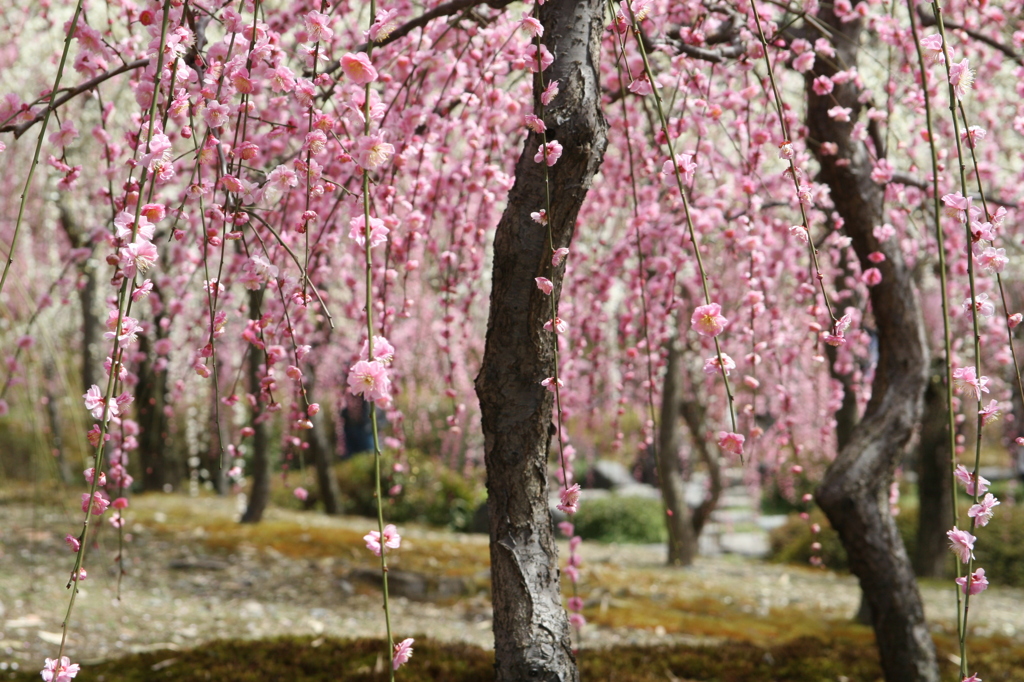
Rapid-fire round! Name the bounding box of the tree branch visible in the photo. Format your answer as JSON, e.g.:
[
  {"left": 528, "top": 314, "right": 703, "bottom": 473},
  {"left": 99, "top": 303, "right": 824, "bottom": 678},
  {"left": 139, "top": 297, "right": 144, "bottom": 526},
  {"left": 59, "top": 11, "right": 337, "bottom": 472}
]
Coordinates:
[
  {"left": 323, "top": 0, "right": 515, "bottom": 76},
  {"left": 917, "top": 9, "right": 1024, "bottom": 67},
  {"left": 1, "top": 59, "right": 150, "bottom": 138}
]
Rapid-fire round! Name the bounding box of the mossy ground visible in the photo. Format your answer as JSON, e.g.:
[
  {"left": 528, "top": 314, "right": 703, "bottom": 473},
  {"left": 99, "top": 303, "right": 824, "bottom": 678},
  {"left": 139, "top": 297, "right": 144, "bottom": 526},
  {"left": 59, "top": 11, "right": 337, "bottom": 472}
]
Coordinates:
[
  {"left": 6, "top": 490, "right": 1024, "bottom": 680},
  {"left": 4, "top": 634, "right": 1024, "bottom": 681}
]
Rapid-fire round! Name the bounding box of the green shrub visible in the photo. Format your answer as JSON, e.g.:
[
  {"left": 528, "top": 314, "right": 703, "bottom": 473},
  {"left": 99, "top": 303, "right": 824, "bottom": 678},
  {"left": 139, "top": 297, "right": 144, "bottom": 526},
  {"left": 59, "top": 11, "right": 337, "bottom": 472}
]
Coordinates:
[
  {"left": 333, "top": 449, "right": 486, "bottom": 531},
  {"left": 573, "top": 495, "right": 668, "bottom": 544}
]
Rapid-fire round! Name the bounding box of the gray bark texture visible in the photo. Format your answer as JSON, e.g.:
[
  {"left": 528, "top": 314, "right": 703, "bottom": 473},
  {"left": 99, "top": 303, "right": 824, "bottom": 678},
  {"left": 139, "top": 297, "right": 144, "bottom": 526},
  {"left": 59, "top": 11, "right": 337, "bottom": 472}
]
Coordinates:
[
  {"left": 474, "top": 0, "right": 606, "bottom": 678},
  {"left": 807, "top": 3, "right": 940, "bottom": 681}
]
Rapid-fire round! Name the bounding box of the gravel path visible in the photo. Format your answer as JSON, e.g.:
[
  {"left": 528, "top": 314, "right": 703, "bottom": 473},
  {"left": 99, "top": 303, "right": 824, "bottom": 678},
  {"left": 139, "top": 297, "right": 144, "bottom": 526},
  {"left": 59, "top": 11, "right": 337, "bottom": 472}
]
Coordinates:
[{"left": 1, "top": 496, "right": 1022, "bottom": 674}]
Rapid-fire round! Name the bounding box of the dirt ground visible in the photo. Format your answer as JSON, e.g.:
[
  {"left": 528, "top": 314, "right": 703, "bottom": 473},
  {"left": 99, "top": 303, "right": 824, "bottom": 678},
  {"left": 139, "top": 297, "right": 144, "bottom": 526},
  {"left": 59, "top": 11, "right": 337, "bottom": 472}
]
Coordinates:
[{"left": 1, "top": 493, "right": 1022, "bottom": 674}]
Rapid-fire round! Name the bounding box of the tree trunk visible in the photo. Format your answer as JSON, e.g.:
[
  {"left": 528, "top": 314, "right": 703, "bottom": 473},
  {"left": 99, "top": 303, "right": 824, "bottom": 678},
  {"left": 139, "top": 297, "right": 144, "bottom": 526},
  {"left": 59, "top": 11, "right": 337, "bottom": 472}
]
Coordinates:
[
  {"left": 657, "top": 337, "right": 723, "bottom": 565},
  {"left": 305, "top": 365, "right": 342, "bottom": 515},
  {"left": 658, "top": 336, "right": 699, "bottom": 566},
  {"left": 242, "top": 290, "right": 270, "bottom": 524},
  {"left": 807, "top": 3, "right": 940, "bottom": 680},
  {"left": 136, "top": 310, "right": 174, "bottom": 492},
  {"left": 57, "top": 204, "right": 101, "bottom": 393},
  {"left": 915, "top": 359, "right": 953, "bottom": 578},
  {"left": 474, "top": 0, "right": 606, "bottom": 677}
]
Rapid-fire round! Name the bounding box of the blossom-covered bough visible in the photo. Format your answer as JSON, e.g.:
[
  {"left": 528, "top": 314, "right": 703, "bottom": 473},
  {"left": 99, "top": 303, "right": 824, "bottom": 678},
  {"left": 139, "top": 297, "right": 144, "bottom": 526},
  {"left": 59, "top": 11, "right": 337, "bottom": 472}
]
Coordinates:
[{"left": 2, "top": 0, "right": 1024, "bottom": 680}]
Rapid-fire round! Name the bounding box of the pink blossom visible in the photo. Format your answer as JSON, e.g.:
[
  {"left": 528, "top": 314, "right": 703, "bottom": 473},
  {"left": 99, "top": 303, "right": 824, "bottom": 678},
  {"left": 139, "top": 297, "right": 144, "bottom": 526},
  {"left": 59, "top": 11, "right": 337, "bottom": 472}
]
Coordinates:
[
  {"left": 978, "top": 247, "right": 1007, "bottom": 273},
  {"left": 541, "top": 376, "right": 564, "bottom": 393},
  {"left": 952, "top": 366, "right": 990, "bottom": 401},
  {"left": 304, "top": 10, "right": 333, "bottom": 42},
  {"left": 557, "top": 483, "right": 581, "bottom": 514},
  {"left": 81, "top": 491, "right": 110, "bottom": 516},
  {"left": 870, "top": 159, "right": 894, "bottom": 184},
  {"left": 348, "top": 215, "right": 389, "bottom": 248},
  {"left": 717, "top": 431, "right": 745, "bottom": 455},
  {"left": 294, "top": 487, "right": 309, "bottom": 501},
  {"left": 521, "top": 14, "right": 544, "bottom": 38},
  {"left": 812, "top": 76, "right": 834, "bottom": 95},
  {"left": 664, "top": 153, "right": 697, "bottom": 185},
  {"left": 83, "top": 467, "right": 106, "bottom": 486},
  {"left": 975, "top": 399, "right": 1001, "bottom": 428},
  {"left": 628, "top": 76, "right": 654, "bottom": 96},
  {"left": 393, "top": 638, "right": 415, "bottom": 670},
  {"left": 119, "top": 240, "right": 159, "bottom": 277},
  {"left": 40, "top": 656, "right": 80, "bottom": 682},
  {"left": 360, "top": 335, "right": 395, "bottom": 365},
  {"left": 920, "top": 33, "right": 944, "bottom": 62},
  {"left": 956, "top": 568, "right": 989, "bottom": 596},
  {"left": 1010, "top": 313, "right": 1023, "bottom": 329},
  {"left": 949, "top": 59, "right": 974, "bottom": 101},
  {"left": 341, "top": 53, "right": 377, "bottom": 84},
  {"left": 793, "top": 51, "right": 815, "bottom": 73},
  {"left": 353, "top": 131, "right": 394, "bottom": 170},
  {"left": 691, "top": 303, "right": 728, "bottom": 337},
  {"left": 83, "top": 384, "right": 117, "bottom": 421},
  {"left": 962, "top": 673, "right": 982, "bottom": 682},
  {"left": 941, "top": 192, "right": 971, "bottom": 223},
  {"left": 367, "top": 9, "right": 398, "bottom": 42},
  {"left": 552, "top": 248, "right": 569, "bottom": 267},
  {"left": 347, "top": 360, "right": 392, "bottom": 405},
  {"left": 827, "top": 106, "right": 851, "bottom": 122},
  {"left": 569, "top": 613, "right": 586, "bottom": 629},
  {"left": 535, "top": 277, "right": 554, "bottom": 294},
  {"left": 65, "top": 534, "right": 80, "bottom": 552},
  {"left": 954, "top": 464, "right": 991, "bottom": 496},
  {"left": 543, "top": 317, "right": 567, "bottom": 333},
  {"left": 49, "top": 119, "right": 78, "bottom": 147},
  {"left": 525, "top": 114, "right": 546, "bottom": 133},
  {"left": 202, "top": 100, "right": 230, "bottom": 128},
  {"left": 778, "top": 142, "right": 794, "bottom": 160},
  {"left": 534, "top": 141, "right": 563, "bottom": 166},
  {"left": 540, "top": 80, "right": 559, "bottom": 106},
  {"left": 962, "top": 294, "right": 994, "bottom": 318},
  {"left": 947, "top": 526, "right": 976, "bottom": 563},
  {"left": 861, "top": 268, "right": 882, "bottom": 286},
  {"left": 961, "top": 125, "right": 986, "bottom": 149},
  {"left": 703, "top": 353, "right": 736, "bottom": 376},
  {"left": 112, "top": 497, "right": 129, "bottom": 509},
  {"left": 364, "top": 523, "right": 401, "bottom": 556},
  {"left": 524, "top": 44, "right": 553, "bottom": 72},
  {"left": 532, "top": 209, "right": 548, "bottom": 225},
  {"left": 968, "top": 493, "right": 1000, "bottom": 527}
]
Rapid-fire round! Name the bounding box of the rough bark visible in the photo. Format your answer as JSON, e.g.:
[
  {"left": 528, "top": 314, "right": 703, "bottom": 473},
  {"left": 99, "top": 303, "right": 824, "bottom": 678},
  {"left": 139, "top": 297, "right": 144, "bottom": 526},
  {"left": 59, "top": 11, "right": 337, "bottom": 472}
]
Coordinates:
[
  {"left": 241, "top": 290, "right": 271, "bottom": 524},
  {"left": 914, "top": 359, "right": 954, "bottom": 578},
  {"left": 807, "top": 4, "right": 940, "bottom": 681},
  {"left": 657, "top": 337, "right": 723, "bottom": 566},
  {"left": 474, "top": 0, "right": 606, "bottom": 678}
]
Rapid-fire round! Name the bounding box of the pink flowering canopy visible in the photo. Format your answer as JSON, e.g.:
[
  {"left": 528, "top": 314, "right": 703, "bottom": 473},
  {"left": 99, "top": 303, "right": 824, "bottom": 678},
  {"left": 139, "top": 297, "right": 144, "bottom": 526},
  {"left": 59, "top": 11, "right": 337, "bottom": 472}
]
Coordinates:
[{"left": 1, "top": 0, "right": 1023, "bottom": 678}]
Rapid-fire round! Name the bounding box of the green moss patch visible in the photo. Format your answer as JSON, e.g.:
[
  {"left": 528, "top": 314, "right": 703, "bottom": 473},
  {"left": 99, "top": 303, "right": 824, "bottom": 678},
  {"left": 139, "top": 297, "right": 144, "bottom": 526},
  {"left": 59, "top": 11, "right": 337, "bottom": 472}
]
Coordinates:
[{"left": 6, "top": 634, "right": 1023, "bottom": 681}]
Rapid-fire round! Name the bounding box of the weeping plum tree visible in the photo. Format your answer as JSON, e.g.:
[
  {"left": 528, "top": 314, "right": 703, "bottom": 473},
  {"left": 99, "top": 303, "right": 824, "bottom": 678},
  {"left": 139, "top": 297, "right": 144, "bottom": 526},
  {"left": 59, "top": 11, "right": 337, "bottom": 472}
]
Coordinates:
[{"left": 2, "top": 0, "right": 1024, "bottom": 680}]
